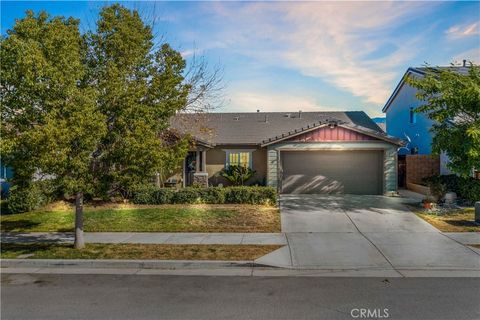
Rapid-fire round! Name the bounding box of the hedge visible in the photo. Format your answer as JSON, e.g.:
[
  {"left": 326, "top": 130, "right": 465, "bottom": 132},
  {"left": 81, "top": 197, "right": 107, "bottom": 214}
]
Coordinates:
[
  {"left": 131, "top": 186, "right": 277, "bottom": 205},
  {"left": 7, "top": 184, "right": 48, "bottom": 214},
  {"left": 422, "top": 174, "right": 480, "bottom": 202}
]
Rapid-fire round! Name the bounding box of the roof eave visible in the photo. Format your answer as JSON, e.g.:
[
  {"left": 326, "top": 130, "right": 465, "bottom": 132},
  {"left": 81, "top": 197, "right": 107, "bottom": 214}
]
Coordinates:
[
  {"left": 382, "top": 68, "right": 425, "bottom": 113},
  {"left": 260, "top": 123, "right": 330, "bottom": 147},
  {"left": 261, "top": 123, "right": 403, "bottom": 147}
]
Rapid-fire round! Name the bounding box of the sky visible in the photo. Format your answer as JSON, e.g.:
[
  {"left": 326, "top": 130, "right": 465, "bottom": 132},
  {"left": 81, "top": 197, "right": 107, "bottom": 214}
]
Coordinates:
[{"left": 2, "top": 1, "right": 480, "bottom": 117}]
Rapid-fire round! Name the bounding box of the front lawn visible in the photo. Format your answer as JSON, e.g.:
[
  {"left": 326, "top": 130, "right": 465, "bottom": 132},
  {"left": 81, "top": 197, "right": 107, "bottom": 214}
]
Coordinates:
[
  {"left": 1, "top": 243, "right": 282, "bottom": 260},
  {"left": 415, "top": 208, "right": 479, "bottom": 232},
  {"left": 0, "top": 203, "right": 280, "bottom": 233}
]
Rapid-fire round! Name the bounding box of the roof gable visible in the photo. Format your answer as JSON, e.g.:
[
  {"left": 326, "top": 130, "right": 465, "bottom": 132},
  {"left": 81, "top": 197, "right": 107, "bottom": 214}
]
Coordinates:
[
  {"left": 260, "top": 122, "right": 402, "bottom": 146},
  {"left": 382, "top": 66, "right": 472, "bottom": 113},
  {"left": 286, "top": 125, "right": 377, "bottom": 142}
]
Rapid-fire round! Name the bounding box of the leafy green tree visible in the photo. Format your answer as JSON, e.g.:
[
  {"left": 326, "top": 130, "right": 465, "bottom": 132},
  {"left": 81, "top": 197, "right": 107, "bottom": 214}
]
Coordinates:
[
  {"left": 1, "top": 11, "right": 106, "bottom": 248},
  {"left": 406, "top": 64, "right": 480, "bottom": 177},
  {"left": 220, "top": 165, "right": 256, "bottom": 186},
  {"left": 86, "top": 4, "right": 191, "bottom": 197},
  {"left": 1, "top": 5, "right": 222, "bottom": 249}
]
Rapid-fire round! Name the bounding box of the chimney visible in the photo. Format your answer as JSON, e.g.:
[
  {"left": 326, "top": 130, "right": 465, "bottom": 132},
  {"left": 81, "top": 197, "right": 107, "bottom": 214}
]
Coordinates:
[
  {"left": 257, "top": 109, "right": 260, "bottom": 113},
  {"left": 298, "top": 110, "right": 302, "bottom": 119},
  {"left": 463, "top": 59, "right": 467, "bottom": 67}
]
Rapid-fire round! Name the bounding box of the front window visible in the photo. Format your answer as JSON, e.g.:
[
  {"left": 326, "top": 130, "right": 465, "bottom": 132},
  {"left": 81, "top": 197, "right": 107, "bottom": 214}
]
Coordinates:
[
  {"left": 226, "top": 151, "right": 252, "bottom": 168},
  {"left": 409, "top": 107, "right": 417, "bottom": 124}
]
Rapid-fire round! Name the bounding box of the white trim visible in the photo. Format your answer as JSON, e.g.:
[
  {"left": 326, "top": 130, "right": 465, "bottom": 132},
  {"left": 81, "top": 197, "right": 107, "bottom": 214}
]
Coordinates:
[{"left": 222, "top": 149, "right": 255, "bottom": 168}]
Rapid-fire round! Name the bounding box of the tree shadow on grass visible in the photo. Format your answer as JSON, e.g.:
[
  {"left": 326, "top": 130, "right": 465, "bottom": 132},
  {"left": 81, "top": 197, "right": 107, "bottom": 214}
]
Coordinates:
[
  {"left": 1, "top": 230, "right": 74, "bottom": 244},
  {"left": 1, "top": 242, "right": 71, "bottom": 257},
  {"left": 444, "top": 219, "right": 479, "bottom": 228},
  {"left": 1, "top": 220, "right": 41, "bottom": 232}
]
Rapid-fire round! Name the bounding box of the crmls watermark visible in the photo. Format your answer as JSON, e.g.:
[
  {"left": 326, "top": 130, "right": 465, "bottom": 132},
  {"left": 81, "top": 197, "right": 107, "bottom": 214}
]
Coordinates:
[{"left": 350, "top": 308, "right": 390, "bottom": 319}]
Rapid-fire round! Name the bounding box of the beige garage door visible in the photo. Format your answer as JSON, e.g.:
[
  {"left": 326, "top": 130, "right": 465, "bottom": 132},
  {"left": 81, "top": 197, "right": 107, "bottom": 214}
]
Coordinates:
[{"left": 281, "top": 150, "right": 383, "bottom": 194}]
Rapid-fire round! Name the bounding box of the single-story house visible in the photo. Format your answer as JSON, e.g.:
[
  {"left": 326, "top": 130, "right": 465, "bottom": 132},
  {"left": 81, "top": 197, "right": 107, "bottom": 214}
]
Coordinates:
[{"left": 170, "top": 111, "right": 403, "bottom": 195}]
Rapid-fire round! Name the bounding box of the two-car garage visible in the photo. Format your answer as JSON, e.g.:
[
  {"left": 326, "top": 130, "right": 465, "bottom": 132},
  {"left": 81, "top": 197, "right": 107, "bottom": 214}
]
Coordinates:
[{"left": 280, "top": 150, "right": 384, "bottom": 195}]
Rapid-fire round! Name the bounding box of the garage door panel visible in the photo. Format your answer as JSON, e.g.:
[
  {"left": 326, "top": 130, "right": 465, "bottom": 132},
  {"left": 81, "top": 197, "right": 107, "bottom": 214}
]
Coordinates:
[{"left": 281, "top": 151, "right": 383, "bottom": 195}]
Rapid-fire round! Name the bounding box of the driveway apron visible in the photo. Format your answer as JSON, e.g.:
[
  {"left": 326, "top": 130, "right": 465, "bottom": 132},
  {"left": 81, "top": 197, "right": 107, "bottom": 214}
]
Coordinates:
[{"left": 256, "top": 194, "right": 480, "bottom": 271}]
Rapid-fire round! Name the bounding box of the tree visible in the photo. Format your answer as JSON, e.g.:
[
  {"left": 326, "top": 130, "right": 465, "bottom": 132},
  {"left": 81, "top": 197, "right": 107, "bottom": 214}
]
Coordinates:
[
  {"left": 85, "top": 4, "right": 192, "bottom": 197},
  {"left": 406, "top": 64, "right": 480, "bottom": 177},
  {"left": 1, "top": 5, "right": 223, "bottom": 249},
  {"left": 1, "top": 11, "right": 106, "bottom": 248}
]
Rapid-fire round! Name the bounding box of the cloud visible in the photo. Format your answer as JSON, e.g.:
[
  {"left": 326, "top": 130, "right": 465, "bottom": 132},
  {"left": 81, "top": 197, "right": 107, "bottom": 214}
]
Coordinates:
[
  {"left": 226, "top": 91, "right": 327, "bottom": 113},
  {"left": 453, "top": 47, "right": 480, "bottom": 64},
  {"left": 201, "top": 2, "right": 437, "bottom": 105},
  {"left": 446, "top": 22, "right": 480, "bottom": 38}
]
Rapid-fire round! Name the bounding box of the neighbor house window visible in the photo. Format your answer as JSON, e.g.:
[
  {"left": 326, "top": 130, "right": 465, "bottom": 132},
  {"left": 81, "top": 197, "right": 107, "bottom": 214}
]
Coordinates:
[
  {"left": 225, "top": 150, "right": 253, "bottom": 168},
  {"left": 409, "top": 107, "right": 417, "bottom": 124}
]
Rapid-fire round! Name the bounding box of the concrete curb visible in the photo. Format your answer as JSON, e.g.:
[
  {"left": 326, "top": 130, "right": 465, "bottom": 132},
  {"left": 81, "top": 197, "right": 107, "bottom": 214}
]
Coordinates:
[
  {"left": 1, "top": 259, "right": 254, "bottom": 270},
  {"left": 2, "top": 259, "right": 479, "bottom": 278}
]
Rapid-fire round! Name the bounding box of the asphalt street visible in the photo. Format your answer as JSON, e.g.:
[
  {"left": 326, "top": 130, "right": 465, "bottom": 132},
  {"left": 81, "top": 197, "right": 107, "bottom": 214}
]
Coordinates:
[{"left": 2, "top": 274, "right": 479, "bottom": 320}]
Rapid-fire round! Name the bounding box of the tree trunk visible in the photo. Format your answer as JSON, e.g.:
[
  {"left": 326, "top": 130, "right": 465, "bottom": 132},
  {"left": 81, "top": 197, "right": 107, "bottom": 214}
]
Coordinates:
[{"left": 74, "top": 192, "right": 85, "bottom": 249}]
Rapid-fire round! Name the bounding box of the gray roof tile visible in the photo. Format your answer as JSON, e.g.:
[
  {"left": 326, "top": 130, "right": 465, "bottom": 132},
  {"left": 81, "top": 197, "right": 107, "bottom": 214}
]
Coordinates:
[{"left": 171, "top": 111, "right": 393, "bottom": 145}]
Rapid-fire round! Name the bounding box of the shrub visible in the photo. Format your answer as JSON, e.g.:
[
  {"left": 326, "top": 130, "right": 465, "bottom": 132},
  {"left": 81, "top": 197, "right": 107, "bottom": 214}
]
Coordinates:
[
  {"left": 224, "top": 186, "right": 277, "bottom": 205},
  {"left": 224, "top": 186, "right": 251, "bottom": 203},
  {"left": 132, "top": 185, "right": 176, "bottom": 205},
  {"left": 172, "top": 188, "right": 200, "bottom": 204},
  {"left": 131, "top": 184, "right": 157, "bottom": 204},
  {"left": 458, "top": 178, "right": 480, "bottom": 202},
  {"left": 220, "top": 165, "right": 256, "bottom": 186},
  {"left": 198, "top": 187, "right": 225, "bottom": 204},
  {"left": 254, "top": 186, "right": 277, "bottom": 205},
  {"left": 423, "top": 174, "right": 480, "bottom": 202},
  {"left": 153, "top": 188, "right": 175, "bottom": 204},
  {"left": 130, "top": 185, "right": 277, "bottom": 205},
  {"left": 7, "top": 184, "right": 47, "bottom": 214}
]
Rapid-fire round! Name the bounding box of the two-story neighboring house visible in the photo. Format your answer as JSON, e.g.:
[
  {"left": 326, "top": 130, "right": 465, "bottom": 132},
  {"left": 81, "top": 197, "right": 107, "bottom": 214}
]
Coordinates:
[{"left": 382, "top": 63, "right": 471, "bottom": 187}]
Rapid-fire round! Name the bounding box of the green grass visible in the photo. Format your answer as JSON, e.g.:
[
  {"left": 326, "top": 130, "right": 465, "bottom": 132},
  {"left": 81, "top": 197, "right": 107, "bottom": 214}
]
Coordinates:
[
  {"left": 415, "top": 208, "right": 479, "bottom": 232},
  {"left": 1, "top": 243, "right": 282, "bottom": 260},
  {"left": 0, "top": 204, "right": 280, "bottom": 233}
]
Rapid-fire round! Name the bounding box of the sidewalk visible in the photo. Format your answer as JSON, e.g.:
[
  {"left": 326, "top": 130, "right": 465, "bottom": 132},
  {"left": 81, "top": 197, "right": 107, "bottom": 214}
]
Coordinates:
[{"left": 1, "top": 232, "right": 287, "bottom": 245}]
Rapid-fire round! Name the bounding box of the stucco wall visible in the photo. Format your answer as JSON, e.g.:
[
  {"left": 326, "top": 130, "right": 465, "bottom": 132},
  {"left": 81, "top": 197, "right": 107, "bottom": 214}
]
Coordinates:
[
  {"left": 267, "top": 141, "right": 398, "bottom": 194},
  {"left": 385, "top": 83, "right": 434, "bottom": 155},
  {"left": 206, "top": 146, "right": 267, "bottom": 186}
]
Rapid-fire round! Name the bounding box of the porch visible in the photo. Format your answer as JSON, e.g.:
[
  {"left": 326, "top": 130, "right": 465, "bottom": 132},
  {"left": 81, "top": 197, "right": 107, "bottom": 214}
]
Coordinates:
[{"left": 182, "top": 147, "right": 209, "bottom": 187}]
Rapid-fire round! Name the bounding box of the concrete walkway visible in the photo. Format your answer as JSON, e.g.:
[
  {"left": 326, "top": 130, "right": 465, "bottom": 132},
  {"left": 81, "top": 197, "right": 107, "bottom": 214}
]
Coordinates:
[
  {"left": 255, "top": 194, "right": 480, "bottom": 272},
  {"left": 1, "top": 232, "right": 287, "bottom": 245}
]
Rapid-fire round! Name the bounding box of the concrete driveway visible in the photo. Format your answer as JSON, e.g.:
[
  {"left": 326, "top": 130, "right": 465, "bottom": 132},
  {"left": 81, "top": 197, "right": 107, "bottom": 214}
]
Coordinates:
[{"left": 256, "top": 194, "right": 480, "bottom": 273}]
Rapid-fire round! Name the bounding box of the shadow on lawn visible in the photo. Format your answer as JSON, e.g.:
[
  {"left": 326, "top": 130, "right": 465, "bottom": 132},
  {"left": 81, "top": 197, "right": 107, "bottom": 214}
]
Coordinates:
[
  {"left": 0, "top": 231, "right": 73, "bottom": 244},
  {"left": 1, "top": 242, "right": 71, "bottom": 256},
  {"left": 1, "top": 220, "right": 41, "bottom": 232},
  {"left": 444, "top": 219, "right": 479, "bottom": 228}
]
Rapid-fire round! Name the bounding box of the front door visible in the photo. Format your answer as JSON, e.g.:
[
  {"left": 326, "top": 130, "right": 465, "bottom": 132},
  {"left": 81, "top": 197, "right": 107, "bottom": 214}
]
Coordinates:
[{"left": 185, "top": 151, "right": 197, "bottom": 186}]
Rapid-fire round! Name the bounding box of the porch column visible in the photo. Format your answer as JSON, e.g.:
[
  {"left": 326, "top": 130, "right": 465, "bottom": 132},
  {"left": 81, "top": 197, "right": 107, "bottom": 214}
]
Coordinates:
[
  {"left": 195, "top": 151, "right": 200, "bottom": 172},
  {"left": 201, "top": 150, "right": 207, "bottom": 172}
]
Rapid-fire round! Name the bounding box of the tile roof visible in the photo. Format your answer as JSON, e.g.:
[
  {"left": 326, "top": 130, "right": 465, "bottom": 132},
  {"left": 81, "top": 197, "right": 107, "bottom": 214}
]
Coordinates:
[{"left": 170, "top": 111, "right": 401, "bottom": 146}]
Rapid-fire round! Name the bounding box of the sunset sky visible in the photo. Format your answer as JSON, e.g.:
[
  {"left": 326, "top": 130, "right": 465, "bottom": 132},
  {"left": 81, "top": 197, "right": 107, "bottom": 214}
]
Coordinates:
[{"left": 2, "top": 1, "right": 479, "bottom": 117}]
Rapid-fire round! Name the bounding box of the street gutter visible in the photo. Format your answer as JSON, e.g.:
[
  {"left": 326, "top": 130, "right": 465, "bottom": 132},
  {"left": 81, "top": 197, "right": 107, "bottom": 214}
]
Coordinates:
[{"left": 2, "top": 259, "right": 479, "bottom": 278}]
